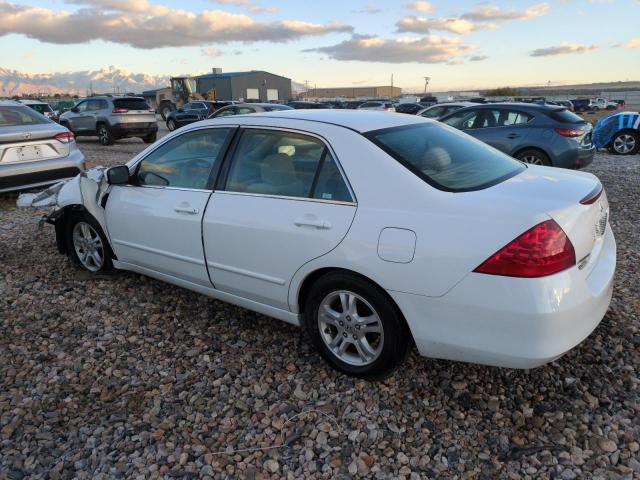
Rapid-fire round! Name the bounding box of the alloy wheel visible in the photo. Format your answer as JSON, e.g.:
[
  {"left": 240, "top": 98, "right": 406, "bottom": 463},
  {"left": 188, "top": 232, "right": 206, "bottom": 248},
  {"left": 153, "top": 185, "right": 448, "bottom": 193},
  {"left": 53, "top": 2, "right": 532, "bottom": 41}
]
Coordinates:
[
  {"left": 520, "top": 155, "right": 544, "bottom": 165},
  {"left": 98, "top": 126, "right": 110, "bottom": 145},
  {"left": 317, "top": 290, "right": 384, "bottom": 366},
  {"left": 613, "top": 134, "right": 636, "bottom": 154},
  {"left": 167, "top": 119, "right": 176, "bottom": 131},
  {"left": 72, "top": 222, "right": 104, "bottom": 272}
]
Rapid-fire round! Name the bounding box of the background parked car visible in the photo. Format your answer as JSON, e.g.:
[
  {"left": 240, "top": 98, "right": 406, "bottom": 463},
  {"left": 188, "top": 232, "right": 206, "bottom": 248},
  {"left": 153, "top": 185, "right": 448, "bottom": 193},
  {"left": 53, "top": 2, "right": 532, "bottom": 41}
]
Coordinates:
[
  {"left": 571, "top": 99, "right": 592, "bottom": 113},
  {"left": 287, "top": 101, "right": 334, "bottom": 109},
  {"left": 593, "top": 98, "right": 618, "bottom": 111},
  {"left": 19, "top": 99, "right": 58, "bottom": 122},
  {"left": 592, "top": 111, "right": 640, "bottom": 155},
  {"left": 357, "top": 101, "right": 395, "bottom": 112},
  {"left": 395, "top": 103, "right": 431, "bottom": 115},
  {"left": 439, "top": 103, "right": 595, "bottom": 168},
  {"left": 208, "top": 103, "right": 293, "bottom": 118},
  {"left": 546, "top": 100, "right": 575, "bottom": 111},
  {"left": 60, "top": 96, "right": 158, "bottom": 146},
  {"left": 417, "top": 102, "right": 475, "bottom": 120},
  {"left": 166, "top": 101, "right": 236, "bottom": 131},
  {"left": 0, "top": 100, "right": 85, "bottom": 192}
]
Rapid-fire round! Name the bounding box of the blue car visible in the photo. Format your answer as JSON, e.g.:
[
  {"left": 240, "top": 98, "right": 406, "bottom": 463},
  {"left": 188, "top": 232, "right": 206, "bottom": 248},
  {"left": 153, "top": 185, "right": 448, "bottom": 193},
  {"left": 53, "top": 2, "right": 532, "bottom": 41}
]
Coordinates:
[
  {"left": 439, "top": 103, "right": 595, "bottom": 169},
  {"left": 592, "top": 111, "right": 640, "bottom": 155}
]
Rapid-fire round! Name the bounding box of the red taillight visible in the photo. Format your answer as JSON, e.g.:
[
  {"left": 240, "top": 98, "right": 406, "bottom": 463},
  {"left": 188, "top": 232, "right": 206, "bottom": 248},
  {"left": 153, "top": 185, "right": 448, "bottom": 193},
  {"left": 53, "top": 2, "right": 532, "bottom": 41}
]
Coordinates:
[
  {"left": 474, "top": 220, "right": 576, "bottom": 278},
  {"left": 555, "top": 127, "right": 585, "bottom": 137},
  {"left": 54, "top": 132, "right": 75, "bottom": 143},
  {"left": 112, "top": 107, "right": 128, "bottom": 113},
  {"left": 148, "top": 108, "right": 155, "bottom": 113},
  {"left": 579, "top": 183, "right": 603, "bottom": 205}
]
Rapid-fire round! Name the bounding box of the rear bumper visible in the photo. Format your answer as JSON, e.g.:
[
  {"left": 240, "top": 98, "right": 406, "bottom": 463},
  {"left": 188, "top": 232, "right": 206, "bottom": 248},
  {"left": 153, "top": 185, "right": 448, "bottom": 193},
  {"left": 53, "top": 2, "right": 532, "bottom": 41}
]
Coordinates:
[
  {"left": 111, "top": 122, "right": 158, "bottom": 138},
  {"left": 390, "top": 224, "right": 616, "bottom": 369},
  {"left": 552, "top": 142, "right": 595, "bottom": 170},
  {"left": 0, "top": 149, "right": 85, "bottom": 193}
]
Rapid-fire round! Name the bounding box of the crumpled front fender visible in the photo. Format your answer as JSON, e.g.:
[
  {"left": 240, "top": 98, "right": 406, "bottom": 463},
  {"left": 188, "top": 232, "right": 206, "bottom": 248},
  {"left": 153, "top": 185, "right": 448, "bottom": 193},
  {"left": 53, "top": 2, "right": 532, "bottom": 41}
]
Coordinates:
[{"left": 17, "top": 167, "right": 112, "bottom": 240}]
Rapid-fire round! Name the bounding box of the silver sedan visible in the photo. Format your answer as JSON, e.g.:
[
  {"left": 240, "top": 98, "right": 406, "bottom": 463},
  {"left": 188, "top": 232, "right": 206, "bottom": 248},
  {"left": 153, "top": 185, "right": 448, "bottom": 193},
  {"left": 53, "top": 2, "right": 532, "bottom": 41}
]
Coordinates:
[{"left": 0, "top": 100, "right": 85, "bottom": 193}]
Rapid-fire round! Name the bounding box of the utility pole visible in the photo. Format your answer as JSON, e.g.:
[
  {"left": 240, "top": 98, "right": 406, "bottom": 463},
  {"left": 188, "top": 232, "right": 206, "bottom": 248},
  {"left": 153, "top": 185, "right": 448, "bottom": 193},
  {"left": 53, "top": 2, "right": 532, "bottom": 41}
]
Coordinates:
[{"left": 423, "top": 76, "right": 431, "bottom": 94}]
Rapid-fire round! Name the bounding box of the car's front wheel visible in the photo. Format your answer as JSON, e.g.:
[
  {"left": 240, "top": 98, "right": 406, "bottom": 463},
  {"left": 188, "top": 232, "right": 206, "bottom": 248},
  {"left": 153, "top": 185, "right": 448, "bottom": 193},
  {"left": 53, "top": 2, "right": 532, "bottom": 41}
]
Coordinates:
[
  {"left": 65, "top": 212, "right": 113, "bottom": 274},
  {"left": 304, "top": 272, "right": 410, "bottom": 379},
  {"left": 167, "top": 119, "right": 177, "bottom": 131},
  {"left": 610, "top": 130, "right": 639, "bottom": 155}
]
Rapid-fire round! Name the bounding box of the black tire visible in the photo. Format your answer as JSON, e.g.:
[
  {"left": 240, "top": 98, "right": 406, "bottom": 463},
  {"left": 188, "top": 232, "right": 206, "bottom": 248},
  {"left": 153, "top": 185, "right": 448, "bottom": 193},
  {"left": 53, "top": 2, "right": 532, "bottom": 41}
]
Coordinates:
[
  {"left": 515, "top": 148, "right": 551, "bottom": 166},
  {"left": 166, "top": 119, "right": 177, "bottom": 131},
  {"left": 97, "top": 123, "right": 114, "bottom": 146},
  {"left": 143, "top": 131, "right": 157, "bottom": 144},
  {"left": 64, "top": 211, "right": 113, "bottom": 274},
  {"left": 160, "top": 104, "right": 174, "bottom": 121},
  {"left": 303, "top": 272, "right": 410, "bottom": 379},
  {"left": 609, "top": 130, "right": 639, "bottom": 156}
]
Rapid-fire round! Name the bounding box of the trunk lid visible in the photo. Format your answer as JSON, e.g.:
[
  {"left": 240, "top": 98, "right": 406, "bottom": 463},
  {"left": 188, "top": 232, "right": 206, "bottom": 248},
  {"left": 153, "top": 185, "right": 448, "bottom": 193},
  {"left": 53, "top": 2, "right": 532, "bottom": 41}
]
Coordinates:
[
  {"left": 0, "top": 124, "right": 71, "bottom": 163},
  {"left": 484, "top": 166, "right": 609, "bottom": 275}
]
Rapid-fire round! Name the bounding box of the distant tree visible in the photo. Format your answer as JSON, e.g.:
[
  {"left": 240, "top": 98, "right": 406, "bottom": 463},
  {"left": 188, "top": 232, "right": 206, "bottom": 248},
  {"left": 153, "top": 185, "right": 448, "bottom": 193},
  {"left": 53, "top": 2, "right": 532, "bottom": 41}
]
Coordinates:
[{"left": 484, "top": 87, "right": 521, "bottom": 97}]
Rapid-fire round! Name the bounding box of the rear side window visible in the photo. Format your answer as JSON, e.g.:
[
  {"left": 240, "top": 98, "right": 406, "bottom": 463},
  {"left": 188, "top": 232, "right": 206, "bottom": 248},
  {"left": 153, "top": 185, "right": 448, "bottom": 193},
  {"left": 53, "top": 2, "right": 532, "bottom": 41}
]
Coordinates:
[
  {"left": 549, "top": 109, "right": 584, "bottom": 124},
  {"left": 365, "top": 123, "right": 525, "bottom": 192},
  {"left": 0, "top": 106, "right": 49, "bottom": 126},
  {"left": 224, "top": 129, "right": 352, "bottom": 201},
  {"left": 114, "top": 98, "right": 150, "bottom": 110},
  {"left": 481, "top": 110, "right": 532, "bottom": 127}
]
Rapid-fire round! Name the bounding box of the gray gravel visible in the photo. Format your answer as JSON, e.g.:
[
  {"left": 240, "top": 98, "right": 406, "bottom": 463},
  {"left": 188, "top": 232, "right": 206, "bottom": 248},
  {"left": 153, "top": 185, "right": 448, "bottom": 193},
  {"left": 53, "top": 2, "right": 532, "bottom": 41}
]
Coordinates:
[{"left": 1, "top": 126, "right": 639, "bottom": 479}]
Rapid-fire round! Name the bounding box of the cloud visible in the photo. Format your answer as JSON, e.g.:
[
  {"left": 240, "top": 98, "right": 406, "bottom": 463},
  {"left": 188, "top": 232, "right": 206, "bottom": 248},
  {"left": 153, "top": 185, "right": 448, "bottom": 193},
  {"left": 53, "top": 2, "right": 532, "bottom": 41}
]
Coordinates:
[
  {"left": 469, "top": 55, "right": 488, "bottom": 61},
  {"left": 460, "top": 2, "right": 549, "bottom": 21},
  {"left": 405, "top": 1, "right": 433, "bottom": 12},
  {"left": 397, "top": 2, "right": 548, "bottom": 34},
  {"left": 353, "top": 4, "right": 381, "bottom": 14},
  {"left": 397, "top": 16, "right": 496, "bottom": 34},
  {"left": 530, "top": 43, "right": 597, "bottom": 56},
  {"left": 307, "top": 34, "right": 475, "bottom": 64},
  {"left": 0, "top": 0, "right": 352, "bottom": 48},
  {"left": 624, "top": 38, "right": 640, "bottom": 48},
  {"left": 201, "top": 47, "right": 222, "bottom": 58},
  {"left": 211, "top": 0, "right": 278, "bottom": 14}
]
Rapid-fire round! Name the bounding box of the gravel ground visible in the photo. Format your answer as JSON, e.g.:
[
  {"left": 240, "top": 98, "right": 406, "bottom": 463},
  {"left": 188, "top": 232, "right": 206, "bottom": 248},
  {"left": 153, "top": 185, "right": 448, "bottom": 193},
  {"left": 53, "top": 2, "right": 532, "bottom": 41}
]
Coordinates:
[{"left": 1, "top": 125, "right": 639, "bottom": 479}]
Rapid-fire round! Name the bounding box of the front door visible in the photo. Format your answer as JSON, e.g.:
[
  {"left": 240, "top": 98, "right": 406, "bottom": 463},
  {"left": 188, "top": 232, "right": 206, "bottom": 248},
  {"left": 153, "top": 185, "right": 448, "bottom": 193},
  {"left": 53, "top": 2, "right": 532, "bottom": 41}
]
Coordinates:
[
  {"left": 203, "top": 128, "right": 357, "bottom": 310},
  {"left": 472, "top": 109, "right": 533, "bottom": 155},
  {"left": 105, "top": 127, "right": 233, "bottom": 286}
]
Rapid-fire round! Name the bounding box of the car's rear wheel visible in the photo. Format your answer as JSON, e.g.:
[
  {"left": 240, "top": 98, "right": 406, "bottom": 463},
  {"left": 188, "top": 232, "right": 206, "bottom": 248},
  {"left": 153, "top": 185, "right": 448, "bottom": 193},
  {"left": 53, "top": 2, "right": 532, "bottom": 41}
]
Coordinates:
[
  {"left": 515, "top": 149, "right": 551, "bottom": 166},
  {"left": 65, "top": 212, "right": 113, "bottom": 274},
  {"left": 167, "top": 119, "right": 177, "bottom": 131},
  {"left": 610, "top": 131, "right": 639, "bottom": 155},
  {"left": 97, "top": 124, "right": 114, "bottom": 146},
  {"left": 143, "top": 131, "right": 157, "bottom": 144},
  {"left": 304, "top": 272, "right": 409, "bottom": 379},
  {"left": 160, "top": 104, "right": 174, "bottom": 120}
]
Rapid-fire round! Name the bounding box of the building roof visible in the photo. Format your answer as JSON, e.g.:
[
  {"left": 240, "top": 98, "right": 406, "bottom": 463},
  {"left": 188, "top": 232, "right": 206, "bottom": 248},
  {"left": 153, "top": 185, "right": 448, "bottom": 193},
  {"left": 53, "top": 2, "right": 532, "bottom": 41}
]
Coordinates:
[{"left": 195, "top": 70, "right": 290, "bottom": 81}]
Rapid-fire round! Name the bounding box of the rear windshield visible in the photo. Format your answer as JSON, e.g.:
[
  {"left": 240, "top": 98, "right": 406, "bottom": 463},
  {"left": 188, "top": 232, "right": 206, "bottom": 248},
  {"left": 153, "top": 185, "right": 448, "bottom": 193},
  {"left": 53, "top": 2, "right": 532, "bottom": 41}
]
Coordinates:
[
  {"left": 27, "top": 103, "right": 53, "bottom": 114},
  {"left": 0, "top": 106, "right": 50, "bottom": 126},
  {"left": 549, "top": 109, "right": 584, "bottom": 124},
  {"left": 365, "top": 123, "right": 526, "bottom": 192},
  {"left": 113, "top": 98, "right": 150, "bottom": 110}
]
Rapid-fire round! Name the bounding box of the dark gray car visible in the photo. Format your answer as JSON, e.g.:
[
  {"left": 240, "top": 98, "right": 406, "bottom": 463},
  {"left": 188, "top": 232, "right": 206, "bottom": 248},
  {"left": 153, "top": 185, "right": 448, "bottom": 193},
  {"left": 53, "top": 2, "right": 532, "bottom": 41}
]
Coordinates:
[
  {"left": 439, "top": 103, "right": 595, "bottom": 169},
  {"left": 60, "top": 96, "right": 158, "bottom": 146}
]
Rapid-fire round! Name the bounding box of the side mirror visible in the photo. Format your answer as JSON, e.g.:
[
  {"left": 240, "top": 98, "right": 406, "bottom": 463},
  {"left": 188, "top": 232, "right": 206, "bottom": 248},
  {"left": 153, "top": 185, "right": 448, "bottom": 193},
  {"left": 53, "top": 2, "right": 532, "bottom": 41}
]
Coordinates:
[{"left": 107, "top": 165, "right": 130, "bottom": 185}]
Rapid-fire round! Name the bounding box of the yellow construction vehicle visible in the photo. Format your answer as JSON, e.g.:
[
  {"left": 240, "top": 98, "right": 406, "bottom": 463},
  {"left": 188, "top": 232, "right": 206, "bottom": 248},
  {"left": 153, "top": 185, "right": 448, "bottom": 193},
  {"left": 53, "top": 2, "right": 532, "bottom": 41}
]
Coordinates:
[{"left": 153, "top": 77, "right": 216, "bottom": 120}]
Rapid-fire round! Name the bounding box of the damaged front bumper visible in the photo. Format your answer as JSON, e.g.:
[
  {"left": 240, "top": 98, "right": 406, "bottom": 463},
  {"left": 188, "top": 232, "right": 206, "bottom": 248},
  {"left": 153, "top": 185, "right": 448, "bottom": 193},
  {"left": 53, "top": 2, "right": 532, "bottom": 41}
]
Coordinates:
[{"left": 17, "top": 167, "right": 112, "bottom": 249}]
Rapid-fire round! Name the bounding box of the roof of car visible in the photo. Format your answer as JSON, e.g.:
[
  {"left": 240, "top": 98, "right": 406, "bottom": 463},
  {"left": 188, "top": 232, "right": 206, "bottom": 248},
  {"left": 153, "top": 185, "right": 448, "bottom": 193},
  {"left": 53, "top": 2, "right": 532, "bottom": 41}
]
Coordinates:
[
  {"left": 207, "top": 109, "right": 426, "bottom": 133},
  {"left": 0, "top": 100, "right": 25, "bottom": 107},
  {"left": 425, "top": 101, "right": 476, "bottom": 108},
  {"left": 465, "top": 102, "right": 565, "bottom": 111},
  {"left": 18, "top": 99, "right": 48, "bottom": 105}
]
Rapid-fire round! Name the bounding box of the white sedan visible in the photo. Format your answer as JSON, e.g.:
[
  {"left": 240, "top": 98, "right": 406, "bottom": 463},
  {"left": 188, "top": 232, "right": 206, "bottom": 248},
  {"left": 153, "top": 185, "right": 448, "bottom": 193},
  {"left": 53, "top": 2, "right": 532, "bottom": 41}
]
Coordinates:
[{"left": 32, "top": 110, "right": 616, "bottom": 378}]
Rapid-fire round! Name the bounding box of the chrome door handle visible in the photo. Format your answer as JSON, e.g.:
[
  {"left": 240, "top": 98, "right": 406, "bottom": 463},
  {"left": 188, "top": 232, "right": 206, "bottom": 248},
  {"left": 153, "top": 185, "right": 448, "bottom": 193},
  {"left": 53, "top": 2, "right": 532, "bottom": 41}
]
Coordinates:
[
  {"left": 294, "top": 218, "right": 331, "bottom": 229},
  {"left": 174, "top": 206, "right": 199, "bottom": 214}
]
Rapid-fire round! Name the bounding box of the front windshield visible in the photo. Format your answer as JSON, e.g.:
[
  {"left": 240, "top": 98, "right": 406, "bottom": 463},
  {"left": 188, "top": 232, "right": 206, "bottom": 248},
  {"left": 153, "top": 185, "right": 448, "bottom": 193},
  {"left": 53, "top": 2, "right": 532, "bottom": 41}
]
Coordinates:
[{"left": 365, "top": 123, "right": 526, "bottom": 192}]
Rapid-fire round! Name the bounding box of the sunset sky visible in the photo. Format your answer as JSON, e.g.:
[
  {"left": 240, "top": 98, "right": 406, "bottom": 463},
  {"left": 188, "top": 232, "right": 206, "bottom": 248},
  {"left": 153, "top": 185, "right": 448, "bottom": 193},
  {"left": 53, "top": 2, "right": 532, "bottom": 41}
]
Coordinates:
[{"left": 1, "top": 0, "right": 639, "bottom": 91}]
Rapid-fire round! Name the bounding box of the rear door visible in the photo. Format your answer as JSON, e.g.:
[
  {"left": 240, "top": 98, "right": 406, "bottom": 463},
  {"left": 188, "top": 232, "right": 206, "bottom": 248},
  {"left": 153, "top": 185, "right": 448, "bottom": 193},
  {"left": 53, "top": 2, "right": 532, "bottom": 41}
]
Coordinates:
[
  {"left": 105, "top": 127, "right": 233, "bottom": 286},
  {"left": 471, "top": 109, "right": 533, "bottom": 154},
  {"left": 203, "top": 127, "right": 356, "bottom": 310}
]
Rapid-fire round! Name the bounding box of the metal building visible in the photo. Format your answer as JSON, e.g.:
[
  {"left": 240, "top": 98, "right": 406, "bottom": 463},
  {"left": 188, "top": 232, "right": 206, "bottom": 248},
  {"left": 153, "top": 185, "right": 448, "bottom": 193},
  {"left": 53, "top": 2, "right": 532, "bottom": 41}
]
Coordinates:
[
  {"left": 301, "top": 86, "right": 402, "bottom": 100},
  {"left": 195, "top": 69, "right": 292, "bottom": 102}
]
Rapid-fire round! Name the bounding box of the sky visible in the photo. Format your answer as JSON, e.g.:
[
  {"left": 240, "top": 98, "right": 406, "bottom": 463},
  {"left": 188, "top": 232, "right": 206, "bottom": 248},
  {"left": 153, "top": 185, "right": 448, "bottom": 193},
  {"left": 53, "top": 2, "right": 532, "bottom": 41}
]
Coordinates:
[{"left": 0, "top": 0, "right": 639, "bottom": 91}]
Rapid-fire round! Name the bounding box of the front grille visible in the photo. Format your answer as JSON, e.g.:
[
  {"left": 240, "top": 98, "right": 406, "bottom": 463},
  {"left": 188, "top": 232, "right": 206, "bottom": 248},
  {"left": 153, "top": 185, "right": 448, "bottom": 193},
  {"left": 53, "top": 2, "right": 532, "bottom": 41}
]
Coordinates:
[{"left": 595, "top": 212, "right": 608, "bottom": 237}]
